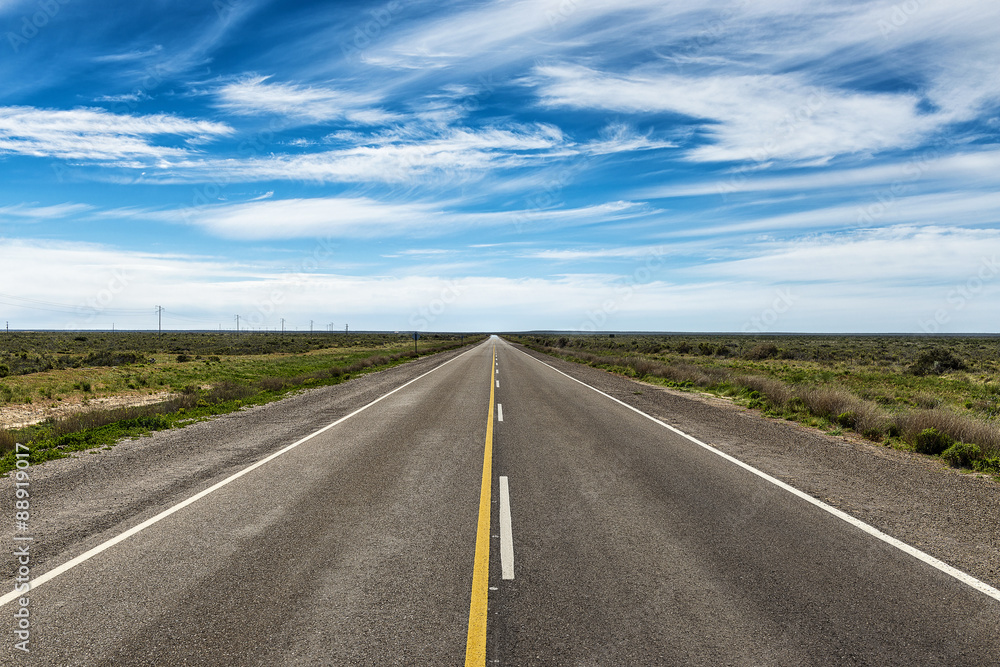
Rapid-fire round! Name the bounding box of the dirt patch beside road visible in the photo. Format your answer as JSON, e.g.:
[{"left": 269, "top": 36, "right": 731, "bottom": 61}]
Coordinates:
[{"left": 0, "top": 391, "right": 178, "bottom": 429}]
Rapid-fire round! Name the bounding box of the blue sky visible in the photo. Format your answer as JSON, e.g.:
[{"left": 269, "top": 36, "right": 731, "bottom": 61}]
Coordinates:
[{"left": 1, "top": 0, "right": 999, "bottom": 332}]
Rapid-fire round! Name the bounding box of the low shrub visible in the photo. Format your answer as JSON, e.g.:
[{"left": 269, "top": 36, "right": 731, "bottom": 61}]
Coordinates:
[
  {"left": 907, "top": 349, "right": 967, "bottom": 376},
  {"left": 745, "top": 343, "right": 780, "bottom": 360},
  {"left": 81, "top": 350, "right": 145, "bottom": 367},
  {"left": 974, "top": 457, "right": 1000, "bottom": 475},
  {"left": 914, "top": 427, "right": 954, "bottom": 455},
  {"left": 941, "top": 441, "right": 982, "bottom": 468},
  {"left": 836, "top": 411, "right": 857, "bottom": 429}
]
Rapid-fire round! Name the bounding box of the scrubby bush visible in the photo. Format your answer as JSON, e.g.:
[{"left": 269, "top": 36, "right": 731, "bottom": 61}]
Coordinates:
[
  {"left": 745, "top": 343, "right": 780, "bottom": 360},
  {"left": 974, "top": 457, "right": 1000, "bottom": 475},
  {"left": 81, "top": 350, "right": 145, "bottom": 367},
  {"left": 941, "top": 442, "right": 982, "bottom": 468},
  {"left": 176, "top": 354, "right": 191, "bottom": 363},
  {"left": 836, "top": 411, "right": 857, "bottom": 429},
  {"left": 896, "top": 410, "right": 1000, "bottom": 454},
  {"left": 908, "top": 349, "right": 967, "bottom": 376},
  {"left": 737, "top": 376, "right": 791, "bottom": 408},
  {"left": 914, "top": 427, "right": 954, "bottom": 455}
]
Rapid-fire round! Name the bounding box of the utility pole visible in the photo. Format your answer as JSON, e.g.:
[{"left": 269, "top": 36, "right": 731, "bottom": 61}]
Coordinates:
[
  {"left": 235, "top": 314, "right": 240, "bottom": 333},
  {"left": 345, "top": 323, "right": 348, "bottom": 334},
  {"left": 310, "top": 320, "right": 313, "bottom": 333},
  {"left": 281, "top": 318, "right": 285, "bottom": 335},
  {"left": 156, "top": 305, "right": 162, "bottom": 336}
]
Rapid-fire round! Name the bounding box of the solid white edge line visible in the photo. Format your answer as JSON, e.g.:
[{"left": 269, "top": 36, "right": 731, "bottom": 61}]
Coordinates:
[
  {"left": 497, "top": 403, "right": 504, "bottom": 422},
  {"left": 504, "top": 341, "right": 1000, "bottom": 603},
  {"left": 499, "top": 476, "right": 514, "bottom": 580},
  {"left": 0, "top": 341, "right": 490, "bottom": 608}
]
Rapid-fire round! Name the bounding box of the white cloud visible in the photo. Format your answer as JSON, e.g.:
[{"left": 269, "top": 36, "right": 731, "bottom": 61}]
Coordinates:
[
  {"left": 694, "top": 225, "right": 1000, "bottom": 285},
  {"left": 581, "top": 123, "right": 675, "bottom": 155},
  {"left": 521, "top": 245, "right": 671, "bottom": 261},
  {"left": 156, "top": 123, "right": 567, "bottom": 184},
  {"left": 214, "top": 75, "right": 398, "bottom": 125},
  {"left": 92, "top": 45, "right": 165, "bottom": 63},
  {"left": 359, "top": 0, "right": 708, "bottom": 70},
  {"left": 0, "top": 106, "right": 233, "bottom": 162},
  {"left": 94, "top": 91, "right": 152, "bottom": 104},
  {"left": 166, "top": 196, "right": 652, "bottom": 240},
  {"left": 533, "top": 64, "right": 938, "bottom": 163},
  {"left": 5, "top": 229, "right": 1000, "bottom": 333},
  {"left": 637, "top": 149, "right": 1000, "bottom": 200},
  {"left": 0, "top": 202, "right": 93, "bottom": 219},
  {"left": 659, "top": 190, "right": 1000, "bottom": 240}
]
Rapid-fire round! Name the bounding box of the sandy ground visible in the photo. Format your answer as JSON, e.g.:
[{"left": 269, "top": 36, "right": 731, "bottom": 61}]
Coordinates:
[{"left": 0, "top": 391, "right": 178, "bottom": 429}]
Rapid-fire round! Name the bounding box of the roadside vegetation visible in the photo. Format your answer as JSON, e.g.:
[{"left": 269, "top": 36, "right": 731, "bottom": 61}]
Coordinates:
[
  {"left": 507, "top": 334, "right": 1000, "bottom": 478},
  {"left": 0, "top": 332, "right": 480, "bottom": 473}
]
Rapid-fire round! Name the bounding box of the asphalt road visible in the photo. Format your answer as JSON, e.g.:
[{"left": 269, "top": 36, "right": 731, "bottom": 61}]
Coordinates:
[{"left": 2, "top": 336, "right": 999, "bottom": 665}]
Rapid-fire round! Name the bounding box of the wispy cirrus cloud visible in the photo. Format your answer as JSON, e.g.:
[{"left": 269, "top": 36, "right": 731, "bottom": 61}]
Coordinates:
[
  {"left": 155, "top": 123, "right": 567, "bottom": 184},
  {"left": 532, "top": 64, "right": 937, "bottom": 164},
  {"left": 213, "top": 74, "right": 399, "bottom": 125},
  {"left": 0, "top": 202, "right": 94, "bottom": 219},
  {"left": 162, "top": 195, "right": 651, "bottom": 240},
  {"left": 696, "top": 225, "right": 1000, "bottom": 286},
  {"left": 0, "top": 106, "right": 233, "bottom": 162},
  {"left": 521, "top": 244, "right": 671, "bottom": 261}
]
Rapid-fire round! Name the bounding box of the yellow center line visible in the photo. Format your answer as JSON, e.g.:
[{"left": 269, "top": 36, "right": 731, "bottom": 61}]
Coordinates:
[{"left": 465, "top": 343, "right": 496, "bottom": 666}]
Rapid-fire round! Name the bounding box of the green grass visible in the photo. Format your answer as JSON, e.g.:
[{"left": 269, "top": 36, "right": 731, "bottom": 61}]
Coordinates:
[
  {"left": 508, "top": 333, "right": 1000, "bottom": 478},
  {"left": 0, "top": 332, "right": 474, "bottom": 406},
  {"left": 0, "top": 333, "right": 482, "bottom": 474}
]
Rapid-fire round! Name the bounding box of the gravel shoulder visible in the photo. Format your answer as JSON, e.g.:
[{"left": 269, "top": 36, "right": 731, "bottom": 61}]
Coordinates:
[
  {"left": 0, "top": 346, "right": 474, "bottom": 579},
  {"left": 513, "top": 343, "right": 1000, "bottom": 590}
]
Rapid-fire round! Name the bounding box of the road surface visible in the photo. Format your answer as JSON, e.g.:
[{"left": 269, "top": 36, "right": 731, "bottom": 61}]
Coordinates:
[{"left": 2, "top": 336, "right": 998, "bottom": 665}]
